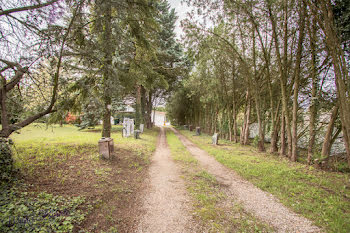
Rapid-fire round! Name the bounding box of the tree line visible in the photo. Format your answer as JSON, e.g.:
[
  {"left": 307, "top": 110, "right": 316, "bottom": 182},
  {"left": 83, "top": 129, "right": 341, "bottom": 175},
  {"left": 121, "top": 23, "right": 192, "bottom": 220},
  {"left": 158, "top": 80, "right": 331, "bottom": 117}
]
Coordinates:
[
  {"left": 0, "top": 0, "right": 186, "bottom": 138},
  {"left": 0, "top": 0, "right": 186, "bottom": 180},
  {"left": 167, "top": 0, "right": 350, "bottom": 167}
]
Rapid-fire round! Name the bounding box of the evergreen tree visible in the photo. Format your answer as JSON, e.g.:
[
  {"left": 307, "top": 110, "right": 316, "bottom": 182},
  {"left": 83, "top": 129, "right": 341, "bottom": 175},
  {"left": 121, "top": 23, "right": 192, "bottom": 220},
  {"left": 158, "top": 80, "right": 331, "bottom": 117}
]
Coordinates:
[
  {"left": 333, "top": 0, "right": 350, "bottom": 55},
  {"left": 66, "top": 0, "right": 158, "bottom": 137},
  {"left": 137, "top": 0, "right": 188, "bottom": 128}
]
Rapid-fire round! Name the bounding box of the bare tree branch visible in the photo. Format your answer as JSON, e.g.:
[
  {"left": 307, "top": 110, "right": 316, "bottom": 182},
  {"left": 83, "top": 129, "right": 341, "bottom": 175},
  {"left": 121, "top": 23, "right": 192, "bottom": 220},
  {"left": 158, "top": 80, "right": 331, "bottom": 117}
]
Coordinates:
[{"left": 0, "top": 0, "right": 59, "bottom": 17}]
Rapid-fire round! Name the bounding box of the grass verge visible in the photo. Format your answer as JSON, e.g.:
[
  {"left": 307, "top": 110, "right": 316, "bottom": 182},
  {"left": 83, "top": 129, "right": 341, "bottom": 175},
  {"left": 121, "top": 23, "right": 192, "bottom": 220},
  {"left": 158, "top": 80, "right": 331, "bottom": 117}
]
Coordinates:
[
  {"left": 166, "top": 129, "right": 273, "bottom": 232},
  {"left": 1, "top": 124, "right": 158, "bottom": 232},
  {"left": 179, "top": 129, "right": 350, "bottom": 233}
]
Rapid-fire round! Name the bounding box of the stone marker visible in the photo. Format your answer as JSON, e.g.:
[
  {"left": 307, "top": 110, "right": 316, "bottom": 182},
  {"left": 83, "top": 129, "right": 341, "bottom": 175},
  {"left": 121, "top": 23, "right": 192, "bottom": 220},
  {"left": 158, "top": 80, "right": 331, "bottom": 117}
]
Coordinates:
[
  {"left": 123, "top": 118, "right": 130, "bottom": 137},
  {"left": 123, "top": 118, "right": 129, "bottom": 124},
  {"left": 183, "top": 125, "right": 188, "bottom": 130},
  {"left": 134, "top": 130, "right": 141, "bottom": 139},
  {"left": 196, "top": 127, "right": 201, "bottom": 136},
  {"left": 126, "top": 121, "right": 131, "bottom": 137},
  {"left": 212, "top": 133, "right": 218, "bottom": 145},
  {"left": 140, "top": 124, "right": 144, "bottom": 133},
  {"left": 98, "top": 137, "right": 114, "bottom": 159},
  {"left": 130, "top": 119, "right": 135, "bottom": 135},
  {"left": 123, "top": 118, "right": 135, "bottom": 137},
  {"left": 189, "top": 125, "right": 193, "bottom": 131},
  {"left": 122, "top": 120, "right": 128, "bottom": 137}
]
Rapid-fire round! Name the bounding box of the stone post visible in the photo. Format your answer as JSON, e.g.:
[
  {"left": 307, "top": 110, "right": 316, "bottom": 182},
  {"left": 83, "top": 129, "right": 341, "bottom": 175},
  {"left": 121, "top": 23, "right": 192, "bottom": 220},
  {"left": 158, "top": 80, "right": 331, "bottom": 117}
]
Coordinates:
[
  {"left": 212, "top": 133, "right": 218, "bottom": 145},
  {"left": 98, "top": 138, "right": 114, "bottom": 159},
  {"left": 134, "top": 130, "right": 141, "bottom": 139},
  {"left": 196, "top": 127, "right": 201, "bottom": 136},
  {"left": 140, "top": 124, "right": 144, "bottom": 133}
]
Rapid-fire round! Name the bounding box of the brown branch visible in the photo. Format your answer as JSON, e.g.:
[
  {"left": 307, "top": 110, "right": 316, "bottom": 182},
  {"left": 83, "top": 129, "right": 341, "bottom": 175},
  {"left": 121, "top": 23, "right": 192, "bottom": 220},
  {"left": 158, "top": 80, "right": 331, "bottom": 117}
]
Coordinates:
[
  {"left": 21, "top": 1, "right": 82, "bottom": 127},
  {"left": 0, "top": 1, "right": 83, "bottom": 137},
  {"left": 0, "top": 60, "right": 28, "bottom": 102},
  {"left": 0, "top": 0, "right": 59, "bottom": 17},
  {"left": 5, "top": 68, "right": 28, "bottom": 92}
]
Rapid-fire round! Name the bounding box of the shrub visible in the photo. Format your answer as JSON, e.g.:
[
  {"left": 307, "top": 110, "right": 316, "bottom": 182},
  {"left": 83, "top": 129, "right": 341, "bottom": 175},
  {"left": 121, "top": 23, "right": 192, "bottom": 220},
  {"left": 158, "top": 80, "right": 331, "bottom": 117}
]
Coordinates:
[{"left": 0, "top": 139, "right": 15, "bottom": 183}]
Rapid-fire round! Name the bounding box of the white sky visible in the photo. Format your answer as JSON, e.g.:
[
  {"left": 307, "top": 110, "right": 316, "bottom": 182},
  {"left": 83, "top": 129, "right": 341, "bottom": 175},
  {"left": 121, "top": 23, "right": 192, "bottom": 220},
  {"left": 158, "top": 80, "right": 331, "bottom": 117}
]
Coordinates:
[{"left": 167, "top": 0, "right": 189, "bottom": 38}]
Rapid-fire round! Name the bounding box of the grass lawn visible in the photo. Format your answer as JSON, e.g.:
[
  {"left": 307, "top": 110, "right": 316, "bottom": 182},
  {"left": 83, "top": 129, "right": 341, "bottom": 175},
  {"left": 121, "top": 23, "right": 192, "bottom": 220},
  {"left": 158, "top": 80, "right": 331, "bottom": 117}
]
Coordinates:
[
  {"left": 179, "top": 129, "right": 350, "bottom": 233},
  {"left": 1, "top": 123, "right": 158, "bottom": 233},
  {"left": 166, "top": 129, "right": 273, "bottom": 232}
]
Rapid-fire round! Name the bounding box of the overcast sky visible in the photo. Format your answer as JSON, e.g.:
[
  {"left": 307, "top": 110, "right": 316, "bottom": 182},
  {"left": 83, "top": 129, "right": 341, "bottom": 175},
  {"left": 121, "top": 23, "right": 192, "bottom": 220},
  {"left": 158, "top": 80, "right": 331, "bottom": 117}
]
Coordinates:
[{"left": 167, "top": 0, "right": 189, "bottom": 38}]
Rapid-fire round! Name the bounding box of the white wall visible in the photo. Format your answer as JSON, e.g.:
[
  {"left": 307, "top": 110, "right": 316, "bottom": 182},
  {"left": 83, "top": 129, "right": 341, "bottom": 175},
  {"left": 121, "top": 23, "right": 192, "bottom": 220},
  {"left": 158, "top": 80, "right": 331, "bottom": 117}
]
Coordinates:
[{"left": 151, "top": 111, "right": 168, "bottom": 126}]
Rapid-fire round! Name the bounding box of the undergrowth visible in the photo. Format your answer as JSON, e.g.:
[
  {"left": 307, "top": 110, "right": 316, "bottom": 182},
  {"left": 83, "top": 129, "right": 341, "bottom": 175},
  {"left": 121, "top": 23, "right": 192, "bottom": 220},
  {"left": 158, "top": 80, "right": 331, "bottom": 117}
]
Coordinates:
[{"left": 0, "top": 183, "right": 91, "bottom": 232}]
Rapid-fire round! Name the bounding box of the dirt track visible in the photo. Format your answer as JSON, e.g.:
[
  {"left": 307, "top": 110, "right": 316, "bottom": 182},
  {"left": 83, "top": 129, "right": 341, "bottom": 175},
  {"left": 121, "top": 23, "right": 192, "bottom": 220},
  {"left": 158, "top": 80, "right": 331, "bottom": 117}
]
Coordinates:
[
  {"left": 137, "top": 127, "right": 196, "bottom": 232},
  {"left": 171, "top": 128, "right": 321, "bottom": 233}
]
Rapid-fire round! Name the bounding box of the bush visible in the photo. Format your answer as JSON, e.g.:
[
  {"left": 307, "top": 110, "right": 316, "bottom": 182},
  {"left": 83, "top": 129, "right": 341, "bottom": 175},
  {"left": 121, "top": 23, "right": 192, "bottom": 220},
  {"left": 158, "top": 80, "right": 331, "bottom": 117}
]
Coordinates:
[
  {"left": 252, "top": 136, "right": 259, "bottom": 148},
  {"left": 0, "top": 139, "right": 15, "bottom": 183}
]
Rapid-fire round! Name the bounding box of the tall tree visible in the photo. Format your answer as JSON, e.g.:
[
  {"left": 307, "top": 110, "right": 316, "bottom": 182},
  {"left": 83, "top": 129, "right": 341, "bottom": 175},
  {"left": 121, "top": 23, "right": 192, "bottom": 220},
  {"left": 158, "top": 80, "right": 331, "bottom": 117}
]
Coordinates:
[
  {"left": 66, "top": 0, "right": 158, "bottom": 136},
  {"left": 0, "top": 0, "right": 83, "bottom": 138}
]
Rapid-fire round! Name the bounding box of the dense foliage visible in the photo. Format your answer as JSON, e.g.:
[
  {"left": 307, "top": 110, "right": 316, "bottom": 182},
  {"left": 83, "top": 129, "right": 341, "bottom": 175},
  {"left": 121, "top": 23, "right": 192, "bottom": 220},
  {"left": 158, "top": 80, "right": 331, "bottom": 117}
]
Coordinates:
[
  {"left": 0, "top": 0, "right": 185, "bottom": 179},
  {"left": 167, "top": 0, "right": 350, "bottom": 168},
  {"left": 0, "top": 140, "right": 15, "bottom": 183},
  {"left": 0, "top": 185, "right": 90, "bottom": 232}
]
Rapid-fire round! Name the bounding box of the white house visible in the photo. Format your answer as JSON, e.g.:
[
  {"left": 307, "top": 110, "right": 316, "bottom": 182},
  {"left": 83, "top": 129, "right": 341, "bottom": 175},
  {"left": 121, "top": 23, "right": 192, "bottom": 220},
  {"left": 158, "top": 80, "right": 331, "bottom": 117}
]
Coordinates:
[{"left": 151, "top": 111, "right": 170, "bottom": 126}]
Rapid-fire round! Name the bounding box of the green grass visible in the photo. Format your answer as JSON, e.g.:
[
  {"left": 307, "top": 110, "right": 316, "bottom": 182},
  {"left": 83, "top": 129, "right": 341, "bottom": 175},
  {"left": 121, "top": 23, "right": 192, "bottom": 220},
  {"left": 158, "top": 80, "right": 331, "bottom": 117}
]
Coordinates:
[
  {"left": 179, "top": 129, "right": 350, "bottom": 233},
  {"left": 2, "top": 123, "right": 159, "bottom": 233},
  {"left": 11, "top": 123, "right": 157, "bottom": 171},
  {"left": 166, "top": 129, "right": 273, "bottom": 232}
]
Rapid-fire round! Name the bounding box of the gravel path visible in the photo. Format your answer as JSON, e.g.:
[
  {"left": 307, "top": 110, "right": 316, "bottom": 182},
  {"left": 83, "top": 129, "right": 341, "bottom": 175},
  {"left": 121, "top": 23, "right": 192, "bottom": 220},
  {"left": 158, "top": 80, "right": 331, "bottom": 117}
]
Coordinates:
[
  {"left": 172, "top": 128, "right": 321, "bottom": 233},
  {"left": 137, "top": 127, "right": 195, "bottom": 233}
]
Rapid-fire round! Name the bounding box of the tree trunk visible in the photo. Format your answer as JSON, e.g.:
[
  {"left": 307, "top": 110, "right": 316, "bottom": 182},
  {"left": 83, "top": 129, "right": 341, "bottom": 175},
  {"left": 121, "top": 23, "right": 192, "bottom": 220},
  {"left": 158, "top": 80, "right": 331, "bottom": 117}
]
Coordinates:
[
  {"left": 146, "top": 91, "right": 153, "bottom": 128},
  {"left": 252, "top": 24, "right": 265, "bottom": 151},
  {"left": 307, "top": 9, "right": 318, "bottom": 164},
  {"left": 135, "top": 85, "right": 142, "bottom": 128},
  {"left": 316, "top": 0, "right": 350, "bottom": 167},
  {"left": 228, "top": 106, "right": 233, "bottom": 141},
  {"left": 102, "top": 96, "right": 112, "bottom": 138},
  {"left": 141, "top": 86, "right": 146, "bottom": 125},
  {"left": 271, "top": 115, "right": 280, "bottom": 153},
  {"left": 342, "top": 124, "right": 350, "bottom": 167},
  {"left": 270, "top": 100, "right": 281, "bottom": 153},
  {"left": 244, "top": 98, "right": 251, "bottom": 145},
  {"left": 291, "top": 0, "right": 307, "bottom": 162},
  {"left": 280, "top": 113, "right": 287, "bottom": 156},
  {"left": 321, "top": 105, "right": 339, "bottom": 157},
  {"left": 241, "top": 87, "right": 250, "bottom": 145},
  {"left": 101, "top": 1, "right": 112, "bottom": 138},
  {"left": 267, "top": 0, "right": 292, "bottom": 158},
  {"left": 214, "top": 108, "right": 218, "bottom": 133},
  {"left": 0, "top": 78, "right": 10, "bottom": 137},
  {"left": 252, "top": 12, "right": 276, "bottom": 153},
  {"left": 233, "top": 105, "right": 238, "bottom": 143}
]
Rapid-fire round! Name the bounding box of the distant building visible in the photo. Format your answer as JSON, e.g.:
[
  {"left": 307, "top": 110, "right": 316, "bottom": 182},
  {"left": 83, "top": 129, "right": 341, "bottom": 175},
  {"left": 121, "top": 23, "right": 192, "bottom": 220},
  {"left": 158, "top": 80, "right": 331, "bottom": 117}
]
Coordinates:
[
  {"left": 65, "top": 113, "right": 79, "bottom": 124},
  {"left": 124, "top": 104, "right": 135, "bottom": 112},
  {"left": 151, "top": 111, "right": 170, "bottom": 126}
]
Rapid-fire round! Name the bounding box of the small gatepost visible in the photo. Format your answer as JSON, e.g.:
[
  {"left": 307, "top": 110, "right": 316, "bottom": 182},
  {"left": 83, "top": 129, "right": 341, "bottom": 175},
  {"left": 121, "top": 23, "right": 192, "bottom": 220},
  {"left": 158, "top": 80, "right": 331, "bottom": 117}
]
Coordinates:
[
  {"left": 140, "top": 124, "right": 144, "bottom": 133},
  {"left": 212, "top": 133, "right": 218, "bottom": 145},
  {"left": 98, "top": 137, "right": 114, "bottom": 159},
  {"left": 195, "top": 127, "right": 201, "bottom": 136}
]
